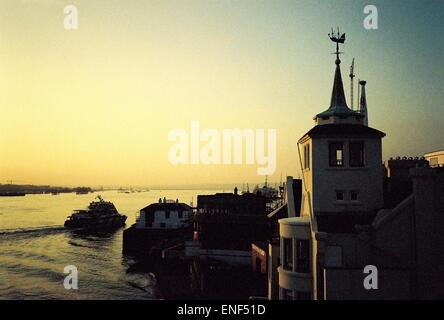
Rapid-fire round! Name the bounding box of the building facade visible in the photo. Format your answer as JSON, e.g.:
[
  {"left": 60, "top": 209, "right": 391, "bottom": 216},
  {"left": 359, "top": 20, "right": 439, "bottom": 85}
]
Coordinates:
[{"left": 136, "top": 198, "right": 192, "bottom": 230}]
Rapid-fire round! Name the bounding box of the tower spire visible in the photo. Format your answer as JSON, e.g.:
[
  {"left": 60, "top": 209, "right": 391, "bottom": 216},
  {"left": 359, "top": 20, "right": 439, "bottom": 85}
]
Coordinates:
[
  {"left": 359, "top": 80, "right": 368, "bottom": 126},
  {"left": 330, "top": 59, "right": 348, "bottom": 109},
  {"left": 314, "top": 29, "right": 364, "bottom": 125}
]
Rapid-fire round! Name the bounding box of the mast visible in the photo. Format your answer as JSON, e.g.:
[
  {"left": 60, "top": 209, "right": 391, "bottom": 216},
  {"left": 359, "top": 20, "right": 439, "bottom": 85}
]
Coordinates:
[{"left": 349, "top": 58, "right": 355, "bottom": 110}]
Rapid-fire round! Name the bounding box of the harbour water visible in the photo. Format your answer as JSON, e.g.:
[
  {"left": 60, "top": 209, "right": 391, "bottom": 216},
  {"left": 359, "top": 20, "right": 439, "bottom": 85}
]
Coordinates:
[{"left": 0, "top": 189, "right": 221, "bottom": 300}]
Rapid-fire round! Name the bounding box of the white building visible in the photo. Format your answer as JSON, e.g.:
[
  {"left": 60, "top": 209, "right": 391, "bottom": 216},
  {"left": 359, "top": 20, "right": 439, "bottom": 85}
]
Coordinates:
[
  {"left": 277, "top": 216, "right": 312, "bottom": 300},
  {"left": 299, "top": 52, "right": 385, "bottom": 218},
  {"left": 136, "top": 198, "right": 192, "bottom": 230}
]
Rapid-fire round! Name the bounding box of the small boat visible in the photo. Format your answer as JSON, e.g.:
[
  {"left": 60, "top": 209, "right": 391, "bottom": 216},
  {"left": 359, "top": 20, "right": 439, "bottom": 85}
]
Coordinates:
[{"left": 64, "top": 195, "right": 127, "bottom": 229}]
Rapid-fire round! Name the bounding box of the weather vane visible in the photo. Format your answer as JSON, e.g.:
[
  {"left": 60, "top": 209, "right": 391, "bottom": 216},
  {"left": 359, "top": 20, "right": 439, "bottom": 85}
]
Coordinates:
[{"left": 328, "top": 27, "right": 346, "bottom": 64}]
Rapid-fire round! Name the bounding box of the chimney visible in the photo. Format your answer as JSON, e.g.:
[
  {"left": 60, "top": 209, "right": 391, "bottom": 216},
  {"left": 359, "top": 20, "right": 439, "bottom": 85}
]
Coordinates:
[{"left": 359, "top": 80, "right": 368, "bottom": 126}]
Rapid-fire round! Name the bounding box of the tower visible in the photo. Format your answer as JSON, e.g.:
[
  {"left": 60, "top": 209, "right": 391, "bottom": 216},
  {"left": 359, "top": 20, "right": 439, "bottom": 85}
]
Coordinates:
[{"left": 298, "top": 29, "right": 385, "bottom": 220}]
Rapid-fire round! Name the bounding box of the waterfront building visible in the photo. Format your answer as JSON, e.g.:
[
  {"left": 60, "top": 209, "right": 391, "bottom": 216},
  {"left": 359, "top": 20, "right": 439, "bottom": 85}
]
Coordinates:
[
  {"left": 123, "top": 198, "right": 192, "bottom": 255},
  {"left": 185, "top": 189, "right": 269, "bottom": 265},
  {"left": 136, "top": 198, "right": 192, "bottom": 230}
]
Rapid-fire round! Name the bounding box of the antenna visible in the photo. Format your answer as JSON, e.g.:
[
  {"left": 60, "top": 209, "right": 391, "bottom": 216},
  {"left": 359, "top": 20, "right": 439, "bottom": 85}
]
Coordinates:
[
  {"left": 357, "top": 78, "right": 361, "bottom": 112},
  {"left": 349, "top": 58, "right": 355, "bottom": 110}
]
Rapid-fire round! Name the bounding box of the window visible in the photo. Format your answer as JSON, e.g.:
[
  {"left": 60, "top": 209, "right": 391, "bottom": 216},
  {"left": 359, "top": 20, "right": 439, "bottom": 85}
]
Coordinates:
[
  {"left": 283, "top": 238, "right": 293, "bottom": 271},
  {"left": 336, "top": 191, "right": 344, "bottom": 201},
  {"left": 351, "top": 190, "right": 359, "bottom": 201},
  {"left": 304, "top": 144, "right": 310, "bottom": 169},
  {"left": 296, "top": 240, "right": 310, "bottom": 273},
  {"left": 165, "top": 211, "right": 170, "bottom": 219},
  {"left": 329, "top": 142, "right": 344, "bottom": 166},
  {"left": 178, "top": 211, "right": 183, "bottom": 219},
  {"left": 349, "top": 141, "right": 365, "bottom": 167},
  {"left": 429, "top": 157, "right": 438, "bottom": 167}
]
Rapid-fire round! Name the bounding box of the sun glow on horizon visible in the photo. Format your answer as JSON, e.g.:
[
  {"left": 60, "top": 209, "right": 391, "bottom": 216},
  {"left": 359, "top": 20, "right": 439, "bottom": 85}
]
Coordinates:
[{"left": 0, "top": 0, "right": 442, "bottom": 186}]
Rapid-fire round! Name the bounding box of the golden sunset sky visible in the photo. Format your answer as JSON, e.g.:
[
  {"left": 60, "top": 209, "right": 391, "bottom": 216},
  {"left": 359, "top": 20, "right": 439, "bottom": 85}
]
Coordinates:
[{"left": 0, "top": 0, "right": 442, "bottom": 186}]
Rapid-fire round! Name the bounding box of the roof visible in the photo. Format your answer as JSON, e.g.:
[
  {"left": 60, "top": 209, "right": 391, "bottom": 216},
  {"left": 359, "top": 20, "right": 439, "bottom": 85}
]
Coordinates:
[
  {"left": 279, "top": 216, "right": 310, "bottom": 226},
  {"left": 315, "top": 62, "right": 362, "bottom": 119},
  {"left": 299, "top": 123, "right": 386, "bottom": 142},
  {"left": 372, "top": 194, "right": 414, "bottom": 230},
  {"left": 141, "top": 202, "right": 192, "bottom": 212},
  {"left": 267, "top": 203, "right": 288, "bottom": 220},
  {"left": 424, "top": 149, "right": 444, "bottom": 157},
  {"left": 252, "top": 241, "right": 268, "bottom": 252}
]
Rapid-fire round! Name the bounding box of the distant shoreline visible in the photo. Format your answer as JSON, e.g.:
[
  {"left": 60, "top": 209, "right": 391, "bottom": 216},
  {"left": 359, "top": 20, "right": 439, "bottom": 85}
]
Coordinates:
[{"left": 0, "top": 182, "right": 278, "bottom": 193}]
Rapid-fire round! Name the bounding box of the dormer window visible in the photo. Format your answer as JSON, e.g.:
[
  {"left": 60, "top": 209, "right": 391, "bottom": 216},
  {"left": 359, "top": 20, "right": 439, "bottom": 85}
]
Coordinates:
[{"left": 329, "top": 142, "right": 344, "bottom": 166}]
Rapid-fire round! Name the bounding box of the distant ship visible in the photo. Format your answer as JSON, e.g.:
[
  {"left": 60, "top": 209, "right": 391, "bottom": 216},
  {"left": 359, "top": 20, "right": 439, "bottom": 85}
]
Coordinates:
[{"left": 64, "top": 195, "right": 127, "bottom": 229}]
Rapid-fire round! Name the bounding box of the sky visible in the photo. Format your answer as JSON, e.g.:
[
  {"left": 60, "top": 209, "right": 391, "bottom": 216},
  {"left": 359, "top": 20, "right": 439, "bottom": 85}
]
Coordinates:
[{"left": 0, "top": 0, "right": 443, "bottom": 187}]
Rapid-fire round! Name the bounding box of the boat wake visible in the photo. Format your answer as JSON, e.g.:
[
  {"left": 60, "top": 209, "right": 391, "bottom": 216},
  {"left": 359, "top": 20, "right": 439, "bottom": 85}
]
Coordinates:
[{"left": 0, "top": 225, "right": 66, "bottom": 237}]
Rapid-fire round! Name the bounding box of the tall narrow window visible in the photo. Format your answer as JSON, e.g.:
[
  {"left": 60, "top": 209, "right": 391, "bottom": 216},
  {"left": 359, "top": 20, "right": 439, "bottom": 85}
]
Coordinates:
[
  {"left": 304, "top": 144, "right": 310, "bottom": 169},
  {"left": 296, "top": 239, "right": 310, "bottom": 273},
  {"left": 329, "top": 142, "right": 344, "bottom": 166},
  {"left": 283, "top": 238, "right": 293, "bottom": 271},
  {"left": 349, "top": 141, "right": 365, "bottom": 167}
]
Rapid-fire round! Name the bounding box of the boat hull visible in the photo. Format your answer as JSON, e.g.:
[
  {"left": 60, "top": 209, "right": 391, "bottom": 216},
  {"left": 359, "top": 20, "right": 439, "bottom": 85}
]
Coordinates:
[{"left": 64, "top": 216, "right": 127, "bottom": 230}]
